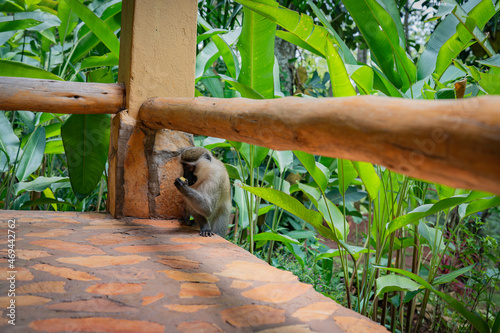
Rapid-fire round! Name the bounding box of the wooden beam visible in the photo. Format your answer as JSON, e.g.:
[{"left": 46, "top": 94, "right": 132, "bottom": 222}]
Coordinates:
[
  {"left": 140, "top": 96, "right": 500, "bottom": 195},
  {"left": 0, "top": 76, "right": 124, "bottom": 114}
]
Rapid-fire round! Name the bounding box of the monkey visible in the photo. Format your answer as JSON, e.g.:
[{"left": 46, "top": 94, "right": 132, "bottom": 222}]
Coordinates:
[{"left": 174, "top": 147, "right": 231, "bottom": 237}]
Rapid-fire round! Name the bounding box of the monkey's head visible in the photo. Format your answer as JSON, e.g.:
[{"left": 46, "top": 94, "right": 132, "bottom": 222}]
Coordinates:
[{"left": 179, "top": 147, "right": 213, "bottom": 185}]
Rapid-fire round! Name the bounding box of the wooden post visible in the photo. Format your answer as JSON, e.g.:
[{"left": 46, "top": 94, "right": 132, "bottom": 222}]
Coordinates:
[{"left": 107, "top": 0, "right": 197, "bottom": 218}]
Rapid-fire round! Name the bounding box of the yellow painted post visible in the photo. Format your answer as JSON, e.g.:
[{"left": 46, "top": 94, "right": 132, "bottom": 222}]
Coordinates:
[{"left": 108, "top": 0, "right": 198, "bottom": 218}]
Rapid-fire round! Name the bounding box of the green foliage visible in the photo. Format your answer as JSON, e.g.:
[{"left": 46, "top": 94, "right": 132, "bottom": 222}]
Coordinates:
[
  {"left": 197, "top": 0, "right": 500, "bottom": 331},
  {"left": 61, "top": 114, "right": 110, "bottom": 201},
  {"left": 342, "top": 0, "right": 416, "bottom": 91},
  {"left": 15, "top": 126, "right": 45, "bottom": 181},
  {"left": 0, "top": 0, "right": 118, "bottom": 210}
]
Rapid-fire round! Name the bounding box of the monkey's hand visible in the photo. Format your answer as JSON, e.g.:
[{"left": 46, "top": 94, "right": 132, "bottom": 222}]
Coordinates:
[
  {"left": 174, "top": 177, "right": 188, "bottom": 191},
  {"left": 199, "top": 224, "right": 214, "bottom": 237}
]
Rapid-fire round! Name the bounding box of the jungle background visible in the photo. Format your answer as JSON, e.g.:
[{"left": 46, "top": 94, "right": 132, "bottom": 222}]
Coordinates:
[{"left": 0, "top": 0, "right": 499, "bottom": 332}]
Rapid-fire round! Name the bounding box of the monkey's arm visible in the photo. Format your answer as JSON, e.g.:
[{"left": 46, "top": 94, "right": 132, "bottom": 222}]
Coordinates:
[{"left": 174, "top": 178, "right": 213, "bottom": 217}]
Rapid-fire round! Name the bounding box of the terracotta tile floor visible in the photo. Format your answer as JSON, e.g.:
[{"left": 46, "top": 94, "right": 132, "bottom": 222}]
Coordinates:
[{"left": 0, "top": 210, "right": 387, "bottom": 332}]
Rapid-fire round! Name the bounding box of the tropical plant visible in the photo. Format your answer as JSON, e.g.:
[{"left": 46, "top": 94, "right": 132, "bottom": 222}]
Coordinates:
[
  {"left": 0, "top": 0, "right": 119, "bottom": 210},
  {"left": 193, "top": 0, "right": 500, "bottom": 331}
]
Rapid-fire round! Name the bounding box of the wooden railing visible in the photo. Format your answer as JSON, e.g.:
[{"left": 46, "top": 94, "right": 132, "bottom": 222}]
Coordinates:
[
  {"left": 0, "top": 76, "right": 124, "bottom": 114},
  {"left": 1, "top": 76, "right": 500, "bottom": 195}
]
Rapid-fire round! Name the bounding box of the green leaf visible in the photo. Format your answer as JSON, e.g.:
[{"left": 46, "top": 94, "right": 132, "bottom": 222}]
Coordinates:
[
  {"left": 418, "top": 221, "right": 446, "bottom": 253},
  {"left": 305, "top": 0, "right": 357, "bottom": 64},
  {"left": 16, "top": 127, "right": 45, "bottom": 182},
  {"left": 352, "top": 161, "right": 381, "bottom": 199},
  {"left": 375, "top": 266, "right": 490, "bottom": 333},
  {"left": 0, "top": 18, "right": 41, "bottom": 32},
  {"left": 271, "top": 150, "right": 293, "bottom": 174},
  {"left": 87, "top": 67, "right": 114, "bottom": 83},
  {"left": 284, "top": 243, "right": 306, "bottom": 269},
  {"left": 285, "top": 230, "right": 316, "bottom": 240},
  {"left": 61, "top": 114, "right": 110, "bottom": 200},
  {"left": 0, "top": 60, "right": 62, "bottom": 80},
  {"left": 225, "top": 164, "right": 243, "bottom": 181},
  {"left": 342, "top": 0, "right": 416, "bottom": 91},
  {"left": 58, "top": 0, "right": 79, "bottom": 43},
  {"left": 195, "top": 28, "right": 241, "bottom": 82},
  {"left": 0, "top": 112, "right": 20, "bottom": 171},
  {"left": 234, "top": 183, "right": 250, "bottom": 229},
  {"left": 493, "top": 311, "right": 500, "bottom": 333},
  {"left": 433, "top": 264, "right": 474, "bottom": 286},
  {"left": 376, "top": 274, "right": 422, "bottom": 296},
  {"left": 198, "top": 16, "right": 240, "bottom": 79},
  {"left": 44, "top": 123, "right": 62, "bottom": 138},
  {"left": 13, "top": 177, "right": 69, "bottom": 196},
  {"left": 258, "top": 204, "right": 274, "bottom": 216},
  {"left": 44, "top": 139, "right": 65, "bottom": 155},
  {"left": 41, "top": 186, "right": 58, "bottom": 211},
  {"left": 203, "top": 137, "right": 230, "bottom": 149},
  {"left": 292, "top": 182, "right": 321, "bottom": 207},
  {"left": 0, "top": 1, "right": 24, "bottom": 12},
  {"left": 338, "top": 159, "right": 358, "bottom": 197},
  {"left": 233, "top": 143, "right": 269, "bottom": 169},
  {"left": 387, "top": 191, "right": 488, "bottom": 235},
  {"left": 63, "top": 0, "right": 120, "bottom": 57},
  {"left": 451, "top": 0, "right": 495, "bottom": 56},
  {"left": 434, "top": 88, "right": 455, "bottom": 99},
  {"left": 464, "top": 195, "right": 500, "bottom": 218},
  {"left": 373, "top": 68, "right": 405, "bottom": 97},
  {"left": 197, "top": 28, "right": 228, "bottom": 43},
  {"left": 245, "top": 184, "right": 355, "bottom": 255},
  {"left": 349, "top": 65, "right": 374, "bottom": 94},
  {"left": 219, "top": 74, "right": 265, "bottom": 99},
  {"left": 11, "top": 11, "right": 61, "bottom": 38},
  {"left": 417, "top": 0, "right": 497, "bottom": 80},
  {"left": 253, "top": 231, "right": 300, "bottom": 244},
  {"left": 404, "top": 289, "right": 423, "bottom": 304},
  {"left": 435, "top": 183, "right": 456, "bottom": 200},
  {"left": 275, "top": 30, "right": 322, "bottom": 56},
  {"left": 70, "top": 3, "right": 122, "bottom": 63},
  {"left": 196, "top": 42, "right": 221, "bottom": 81},
  {"left": 326, "top": 187, "right": 367, "bottom": 205},
  {"left": 80, "top": 52, "right": 119, "bottom": 70},
  {"left": 293, "top": 151, "right": 328, "bottom": 192},
  {"left": 316, "top": 246, "right": 372, "bottom": 260},
  {"left": 468, "top": 66, "right": 500, "bottom": 95},
  {"left": 235, "top": 0, "right": 357, "bottom": 65},
  {"left": 39, "top": 113, "right": 62, "bottom": 125},
  {"left": 237, "top": 5, "right": 276, "bottom": 99},
  {"left": 201, "top": 71, "right": 224, "bottom": 98},
  {"left": 477, "top": 54, "right": 500, "bottom": 68},
  {"left": 242, "top": 186, "right": 334, "bottom": 239},
  {"left": 17, "top": 112, "right": 37, "bottom": 135},
  {"left": 317, "top": 196, "right": 347, "bottom": 239},
  {"left": 325, "top": 42, "right": 356, "bottom": 97}
]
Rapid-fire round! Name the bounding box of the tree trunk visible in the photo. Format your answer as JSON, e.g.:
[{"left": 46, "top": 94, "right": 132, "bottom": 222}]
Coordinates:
[{"left": 274, "top": 35, "right": 297, "bottom": 96}]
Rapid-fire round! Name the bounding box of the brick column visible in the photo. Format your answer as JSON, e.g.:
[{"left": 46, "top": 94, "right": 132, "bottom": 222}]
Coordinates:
[{"left": 107, "top": 0, "right": 197, "bottom": 218}]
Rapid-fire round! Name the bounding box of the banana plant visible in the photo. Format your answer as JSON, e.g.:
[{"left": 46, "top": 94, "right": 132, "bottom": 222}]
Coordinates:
[{"left": 0, "top": 0, "right": 120, "bottom": 208}]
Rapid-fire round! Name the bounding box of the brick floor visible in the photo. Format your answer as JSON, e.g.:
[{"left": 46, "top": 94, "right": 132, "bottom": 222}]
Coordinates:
[{"left": 0, "top": 210, "right": 387, "bottom": 332}]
